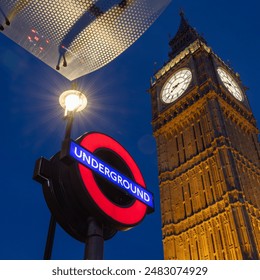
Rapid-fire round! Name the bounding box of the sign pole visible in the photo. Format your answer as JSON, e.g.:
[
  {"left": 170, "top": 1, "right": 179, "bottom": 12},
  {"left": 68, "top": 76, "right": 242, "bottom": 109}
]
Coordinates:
[
  {"left": 43, "top": 215, "right": 56, "bottom": 260},
  {"left": 84, "top": 217, "right": 104, "bottom": 260},
  {"left": 42, "top": 111, "right": 75, "bottom": 259}
]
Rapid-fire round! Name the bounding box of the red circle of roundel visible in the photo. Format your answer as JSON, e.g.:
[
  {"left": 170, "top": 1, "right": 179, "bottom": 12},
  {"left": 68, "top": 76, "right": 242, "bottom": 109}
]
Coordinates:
[{"left": 78, "top": 132, "right": 147, "bottom": 226}]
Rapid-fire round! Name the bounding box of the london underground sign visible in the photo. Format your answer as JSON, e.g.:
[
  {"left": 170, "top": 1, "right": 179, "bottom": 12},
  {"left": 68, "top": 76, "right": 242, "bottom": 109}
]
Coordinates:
[
  {"left": 69, "top": 141, "right": 154, "bottom": 209},
  {"left": 34, "top": 131, "right": 154, "bottom": 243},
  {"left": 65, "top": 132, "right": 154, "bottom": 227}
]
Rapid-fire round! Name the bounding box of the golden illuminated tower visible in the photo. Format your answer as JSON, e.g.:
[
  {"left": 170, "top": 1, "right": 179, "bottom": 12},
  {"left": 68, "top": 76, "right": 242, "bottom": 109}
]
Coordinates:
[{"left": 149, "top": 12, "right": 260, "bottom": 260}]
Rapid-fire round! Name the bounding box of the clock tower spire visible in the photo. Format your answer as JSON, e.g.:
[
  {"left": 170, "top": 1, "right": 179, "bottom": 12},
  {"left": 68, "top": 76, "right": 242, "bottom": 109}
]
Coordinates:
[
  {"left": 168, "top": 11, "right": 206, "bottom": 59},
  {"left": 149, "top": 13, "right": 260, "bottom": 260}
]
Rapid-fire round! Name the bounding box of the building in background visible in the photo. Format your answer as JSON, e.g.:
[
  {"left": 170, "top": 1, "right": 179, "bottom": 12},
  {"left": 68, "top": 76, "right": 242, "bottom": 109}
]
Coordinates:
[{"left": 149, "top": 12, "right": 260, "bottom": 260}]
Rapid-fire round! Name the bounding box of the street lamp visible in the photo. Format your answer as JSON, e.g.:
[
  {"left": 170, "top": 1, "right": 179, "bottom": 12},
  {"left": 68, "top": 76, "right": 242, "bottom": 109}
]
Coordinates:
[
  {"left": 59, "top": 89, "right": 87, "bottom": 140},
  {"left": 59, "top": 89, "right": 87, "bottom": 117},
  {"left": 43, "top": 88, "right": 87, "bottom": 260}
]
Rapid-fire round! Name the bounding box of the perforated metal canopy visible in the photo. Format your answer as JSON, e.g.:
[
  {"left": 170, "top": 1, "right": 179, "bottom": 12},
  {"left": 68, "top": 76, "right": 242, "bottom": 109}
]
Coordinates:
[{"left": 0, "top": 0, "right": 171, "bottom": 80}]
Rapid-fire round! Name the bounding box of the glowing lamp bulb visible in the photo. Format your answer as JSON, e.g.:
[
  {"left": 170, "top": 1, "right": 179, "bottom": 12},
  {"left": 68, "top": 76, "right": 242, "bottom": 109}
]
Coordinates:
[
  {"left": 59, "top": 89, "right": 87, "bottom": 116},
  {"left": 65, "top": 94, "right": 80, "bottom": 111}
]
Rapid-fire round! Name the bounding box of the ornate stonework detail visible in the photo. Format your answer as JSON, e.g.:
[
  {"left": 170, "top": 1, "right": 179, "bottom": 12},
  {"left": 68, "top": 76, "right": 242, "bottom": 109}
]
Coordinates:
[{"left": 154, "top": 40, "right": 211, "bottom": 81}]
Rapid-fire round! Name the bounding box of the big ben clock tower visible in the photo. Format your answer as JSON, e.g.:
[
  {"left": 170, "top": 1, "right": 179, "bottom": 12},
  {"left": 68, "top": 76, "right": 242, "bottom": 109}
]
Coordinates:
[{"left": 149, "top": 12, "right": 260, "bottom": 260}]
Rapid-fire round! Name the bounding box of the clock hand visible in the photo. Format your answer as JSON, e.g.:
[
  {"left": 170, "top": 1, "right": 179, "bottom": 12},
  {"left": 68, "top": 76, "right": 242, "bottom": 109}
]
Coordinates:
[
  {"left": 226, "top": 82, "right": 232, "bottom": 87},
  {"left": 170, "top": 83, "right": 180, "bottom": 92}
]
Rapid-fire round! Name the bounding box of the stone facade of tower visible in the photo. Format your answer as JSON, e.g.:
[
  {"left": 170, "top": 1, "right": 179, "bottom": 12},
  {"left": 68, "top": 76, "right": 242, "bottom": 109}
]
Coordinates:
[{"left": 149, "top": 13, "right": 260, "bottom": 260}]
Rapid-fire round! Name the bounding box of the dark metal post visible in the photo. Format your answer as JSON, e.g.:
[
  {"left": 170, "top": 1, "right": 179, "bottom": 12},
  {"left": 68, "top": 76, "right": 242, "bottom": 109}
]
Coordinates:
[
  {"left": 84, "top": 217, "right": 104, "bottom": 260},
  {"left": 42, "top": 111, "right": 75, "bottom": 260},
  {"left": 43, "top": 215, "right": 56, "bottom": 260},
  {"left": 64, "top": 111, "right": 74, "bottom": 140}
]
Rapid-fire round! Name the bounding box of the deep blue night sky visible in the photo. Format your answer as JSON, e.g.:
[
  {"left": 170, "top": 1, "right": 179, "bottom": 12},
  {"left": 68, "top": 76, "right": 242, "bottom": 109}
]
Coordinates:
[{"left": 0, "top": 0, "right": 259, "bottom": 260}]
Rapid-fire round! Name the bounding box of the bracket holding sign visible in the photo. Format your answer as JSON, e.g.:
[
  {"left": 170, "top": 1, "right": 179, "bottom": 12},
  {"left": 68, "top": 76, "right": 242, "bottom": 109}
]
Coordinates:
[{"left": 33, "top": 131, "right": 154, "bottom": 259}]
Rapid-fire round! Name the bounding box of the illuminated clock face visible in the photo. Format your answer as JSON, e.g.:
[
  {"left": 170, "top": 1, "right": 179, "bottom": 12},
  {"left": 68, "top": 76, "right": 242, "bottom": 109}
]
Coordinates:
[
  {"left": 217, "top": 67, "right": 244, "bottom": 101},
  {"left": 161, "top": 68, "right": 192, "bottom": 103}
]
